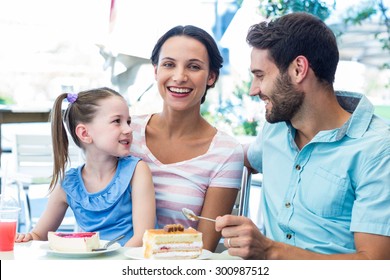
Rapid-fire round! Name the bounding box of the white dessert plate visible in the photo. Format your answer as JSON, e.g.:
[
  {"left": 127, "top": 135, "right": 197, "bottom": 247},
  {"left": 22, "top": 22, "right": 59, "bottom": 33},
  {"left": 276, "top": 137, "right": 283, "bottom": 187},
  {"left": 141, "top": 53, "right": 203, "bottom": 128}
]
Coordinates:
[
  {"left": 124, "top": 247, "right": 212, "bottom": 260},
  {"left": 41, "top": 240, "right": 121, "bottom": 257}
]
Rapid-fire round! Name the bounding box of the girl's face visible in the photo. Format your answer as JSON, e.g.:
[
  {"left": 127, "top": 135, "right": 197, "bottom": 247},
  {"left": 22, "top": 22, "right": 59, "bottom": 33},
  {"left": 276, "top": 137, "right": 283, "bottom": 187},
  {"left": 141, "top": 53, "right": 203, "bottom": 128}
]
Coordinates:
[
  {"left": 154, "top": 35, "right": 216, "bottom": 111},
  {"left": 85, "top": 96, "right": 132, "bottom": 158}
]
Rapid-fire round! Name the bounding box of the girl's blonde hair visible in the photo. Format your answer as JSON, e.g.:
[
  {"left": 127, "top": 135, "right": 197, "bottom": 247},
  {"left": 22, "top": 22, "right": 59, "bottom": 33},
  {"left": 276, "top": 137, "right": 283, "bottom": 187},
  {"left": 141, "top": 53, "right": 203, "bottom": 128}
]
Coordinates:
[{"left": 49, "top": 87, "right": 123, "bottom": 191}]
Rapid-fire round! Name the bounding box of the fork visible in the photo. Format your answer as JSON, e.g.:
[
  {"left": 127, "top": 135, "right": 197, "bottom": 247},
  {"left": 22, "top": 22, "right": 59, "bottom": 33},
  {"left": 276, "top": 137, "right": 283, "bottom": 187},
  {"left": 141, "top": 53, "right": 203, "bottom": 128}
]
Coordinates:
[{"left": 92, "top": 235, "right": 125, "bottom": 251}]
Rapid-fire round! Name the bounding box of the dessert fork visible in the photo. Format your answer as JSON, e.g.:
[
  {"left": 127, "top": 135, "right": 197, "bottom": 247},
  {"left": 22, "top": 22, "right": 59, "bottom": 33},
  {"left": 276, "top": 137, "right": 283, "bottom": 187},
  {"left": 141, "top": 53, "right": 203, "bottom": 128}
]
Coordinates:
[
  {"left": 182, "top": 208, "right": 216, "bottom": 222},
  {"left": 92, "top": 234, "right": 125, "bottom": 251}
]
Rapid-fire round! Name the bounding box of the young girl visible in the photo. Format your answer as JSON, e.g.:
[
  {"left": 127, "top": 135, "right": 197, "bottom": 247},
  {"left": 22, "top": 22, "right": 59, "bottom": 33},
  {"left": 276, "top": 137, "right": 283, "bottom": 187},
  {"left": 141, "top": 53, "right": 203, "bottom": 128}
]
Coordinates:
[{"left": 15, "top": 87, "right": 155, "bottom": 247}]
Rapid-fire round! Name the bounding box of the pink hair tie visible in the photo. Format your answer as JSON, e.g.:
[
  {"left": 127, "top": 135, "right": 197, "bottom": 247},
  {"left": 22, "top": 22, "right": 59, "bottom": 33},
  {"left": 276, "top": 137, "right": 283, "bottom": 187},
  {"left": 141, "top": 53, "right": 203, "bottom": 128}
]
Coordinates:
[{"left": 66, "top": 93, "right": 78, "bottom": 104}]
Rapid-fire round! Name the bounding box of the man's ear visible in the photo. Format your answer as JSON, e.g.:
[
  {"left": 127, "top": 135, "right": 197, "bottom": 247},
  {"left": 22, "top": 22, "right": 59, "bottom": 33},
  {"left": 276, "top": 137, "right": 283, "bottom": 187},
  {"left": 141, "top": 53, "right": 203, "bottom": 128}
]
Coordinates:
[
  {"left": 75, "top": 124, "right": 92, "bottom": 144},
  {"left": 292, "top": 55, "right": 309, "bottom": 84}
]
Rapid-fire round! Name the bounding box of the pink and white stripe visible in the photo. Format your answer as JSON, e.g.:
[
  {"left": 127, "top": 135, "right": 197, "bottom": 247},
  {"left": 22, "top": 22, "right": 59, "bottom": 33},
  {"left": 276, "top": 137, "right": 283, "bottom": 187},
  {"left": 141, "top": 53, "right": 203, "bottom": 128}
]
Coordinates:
[{"left": 130, "top": 114, "right": 244, "bottom": 229}]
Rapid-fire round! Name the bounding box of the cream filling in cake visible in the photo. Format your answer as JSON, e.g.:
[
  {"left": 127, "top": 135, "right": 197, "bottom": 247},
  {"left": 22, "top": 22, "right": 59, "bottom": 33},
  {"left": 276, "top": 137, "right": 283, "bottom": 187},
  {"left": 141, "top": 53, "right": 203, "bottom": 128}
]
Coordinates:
[
  {"left": 143, "top": 224, "right": 203, "bottom": 259},
  {"left": 149, "top": 242, "right": 203, "bottom": 259},
  {"left": 48, "top": 232, "right": 100, "bottom": 252}
]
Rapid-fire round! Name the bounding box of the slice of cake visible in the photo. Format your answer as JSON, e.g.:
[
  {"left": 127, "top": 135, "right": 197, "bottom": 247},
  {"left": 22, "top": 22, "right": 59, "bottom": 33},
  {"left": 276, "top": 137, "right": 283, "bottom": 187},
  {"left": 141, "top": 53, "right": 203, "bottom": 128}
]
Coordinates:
[
  {"left": 143, "top": 224, "right": 203, "bottom": 259},
  {"left": 48, "top": 232, "right": 100, "bottom": 252}
]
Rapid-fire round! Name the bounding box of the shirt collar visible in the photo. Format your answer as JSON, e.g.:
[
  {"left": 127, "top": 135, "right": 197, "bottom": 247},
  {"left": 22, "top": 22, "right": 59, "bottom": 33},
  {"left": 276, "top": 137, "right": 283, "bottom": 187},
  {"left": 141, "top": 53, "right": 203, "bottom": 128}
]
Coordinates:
[
  {"left": 284, "top": 91, "right": 374, "bottom": 140},
  {"left": 335, "top": 91, "right": 374, "bottom": 139}
]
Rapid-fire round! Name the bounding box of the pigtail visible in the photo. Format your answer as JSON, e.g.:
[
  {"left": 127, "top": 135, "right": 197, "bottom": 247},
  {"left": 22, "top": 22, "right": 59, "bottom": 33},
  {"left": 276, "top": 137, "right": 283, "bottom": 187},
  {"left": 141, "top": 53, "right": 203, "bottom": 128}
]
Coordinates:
[{"left": 49, "top": 93, "right": 70, "bottom": 191}]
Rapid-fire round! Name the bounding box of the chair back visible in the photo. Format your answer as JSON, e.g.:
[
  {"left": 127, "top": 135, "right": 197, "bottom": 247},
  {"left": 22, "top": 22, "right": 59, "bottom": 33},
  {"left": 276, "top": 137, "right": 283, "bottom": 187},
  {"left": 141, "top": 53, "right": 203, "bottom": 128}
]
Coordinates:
[
  {"left": 215, "top": 166, "right": 252, "bottom": 253},
  {"left": 231, "top": 166, "right": 251, "bottom": 217},
  {"left": 11, "top": 132, "right": 82, "bottom": 232},
  {"left": 13, "top": 133, "right": 82, "bottom": 183}
]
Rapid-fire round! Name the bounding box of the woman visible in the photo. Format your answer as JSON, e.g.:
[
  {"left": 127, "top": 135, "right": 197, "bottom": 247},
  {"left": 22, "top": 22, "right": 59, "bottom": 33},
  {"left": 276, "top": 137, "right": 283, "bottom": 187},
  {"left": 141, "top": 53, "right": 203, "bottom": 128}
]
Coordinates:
[{"left": 130, "top": 25, "right": 244, "bottom": 252}]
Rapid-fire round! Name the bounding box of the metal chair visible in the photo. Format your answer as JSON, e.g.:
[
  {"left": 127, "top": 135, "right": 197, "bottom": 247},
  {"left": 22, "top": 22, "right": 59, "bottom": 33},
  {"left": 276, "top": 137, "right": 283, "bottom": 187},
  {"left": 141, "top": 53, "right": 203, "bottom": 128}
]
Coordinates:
[
  {"left": 11, "top": 133, "right": 83, "bottom": 232},
  {"left": 215, "top": 166, "right": 252, "bottom": 253},
  {"left": 233, "top": 166, "right": 252, "bottom": 217}
]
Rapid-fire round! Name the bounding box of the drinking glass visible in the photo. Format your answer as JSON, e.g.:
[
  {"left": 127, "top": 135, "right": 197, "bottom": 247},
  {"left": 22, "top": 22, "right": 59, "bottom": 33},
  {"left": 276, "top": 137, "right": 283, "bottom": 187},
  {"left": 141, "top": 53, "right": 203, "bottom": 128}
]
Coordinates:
[{"left": 0, "top": 194, "right": 20, "bottom": 251}]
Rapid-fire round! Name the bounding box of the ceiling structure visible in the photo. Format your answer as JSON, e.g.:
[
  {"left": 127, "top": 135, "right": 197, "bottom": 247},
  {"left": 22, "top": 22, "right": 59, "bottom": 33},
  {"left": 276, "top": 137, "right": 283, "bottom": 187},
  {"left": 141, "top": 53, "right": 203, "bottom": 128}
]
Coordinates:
[{"left": 330, "top": 19, "right": 390, "bottom": 69}]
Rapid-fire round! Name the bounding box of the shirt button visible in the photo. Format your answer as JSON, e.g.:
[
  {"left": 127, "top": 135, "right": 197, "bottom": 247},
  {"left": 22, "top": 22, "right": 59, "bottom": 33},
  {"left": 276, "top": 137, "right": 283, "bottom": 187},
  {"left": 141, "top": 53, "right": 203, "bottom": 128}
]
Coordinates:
[
  {"left": 295, "top": 164, "right": 301, "bottom": 171},
  {"left": 285, "top": 202, "right": 291, "bottom": 208},
  {"left": 286, "top": 233, "right": 292, "bottom": 239}
]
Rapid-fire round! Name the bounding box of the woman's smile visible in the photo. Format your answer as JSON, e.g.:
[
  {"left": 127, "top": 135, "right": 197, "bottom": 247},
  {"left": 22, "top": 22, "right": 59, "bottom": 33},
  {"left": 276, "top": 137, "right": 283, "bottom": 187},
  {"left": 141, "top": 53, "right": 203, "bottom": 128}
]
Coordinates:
[{"left": 167, "top": 86, "right": 193, "bottom": 98}]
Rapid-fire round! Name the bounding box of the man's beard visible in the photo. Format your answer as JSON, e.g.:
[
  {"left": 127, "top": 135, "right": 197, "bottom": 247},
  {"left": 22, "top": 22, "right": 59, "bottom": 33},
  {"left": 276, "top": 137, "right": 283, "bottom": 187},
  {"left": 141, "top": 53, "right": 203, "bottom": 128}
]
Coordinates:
[{"left": 265, "top": 72, "right": 304, "bottom": 123}]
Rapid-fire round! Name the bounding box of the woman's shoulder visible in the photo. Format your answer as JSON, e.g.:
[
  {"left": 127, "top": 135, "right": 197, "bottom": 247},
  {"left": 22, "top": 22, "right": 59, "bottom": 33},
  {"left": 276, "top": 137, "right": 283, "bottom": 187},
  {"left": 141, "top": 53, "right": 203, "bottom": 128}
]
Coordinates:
[
  {"left": 131, "top": 114, "right": 152, "bottom": 135},
  {"left": 131, "top": 114, "right": 151, "bottom": 124},
  {"left": 207, "top": 130, "right": 244, "bottom": 161},
  {"left": 214, "top": 130, "right": 243, "bottom": 148}
]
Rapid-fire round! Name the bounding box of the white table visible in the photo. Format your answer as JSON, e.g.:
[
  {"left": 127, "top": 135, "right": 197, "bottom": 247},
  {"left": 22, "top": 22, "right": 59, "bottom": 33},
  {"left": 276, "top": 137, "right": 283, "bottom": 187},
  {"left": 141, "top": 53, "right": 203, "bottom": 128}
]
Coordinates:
[{"left": 0, "top": 241, "right": 240, "bottom": 260}]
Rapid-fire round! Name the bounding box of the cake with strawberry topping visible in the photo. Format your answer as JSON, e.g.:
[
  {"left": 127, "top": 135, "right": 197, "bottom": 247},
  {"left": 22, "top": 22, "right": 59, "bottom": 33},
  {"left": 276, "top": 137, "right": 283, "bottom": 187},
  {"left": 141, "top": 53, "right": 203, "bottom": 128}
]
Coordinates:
[
  {"left": 142, "top": 224, "right": 203, "bottom": 259},
  {"left": 48, "top": 232, "right": 100, "bottom": 252}
]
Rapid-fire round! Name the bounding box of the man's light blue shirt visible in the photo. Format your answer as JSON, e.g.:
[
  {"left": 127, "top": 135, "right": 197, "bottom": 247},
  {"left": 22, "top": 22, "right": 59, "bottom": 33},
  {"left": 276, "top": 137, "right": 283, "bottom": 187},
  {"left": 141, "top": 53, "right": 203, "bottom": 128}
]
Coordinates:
[{"left": 247, "top": 91, "right": 390, "bottom": 254}]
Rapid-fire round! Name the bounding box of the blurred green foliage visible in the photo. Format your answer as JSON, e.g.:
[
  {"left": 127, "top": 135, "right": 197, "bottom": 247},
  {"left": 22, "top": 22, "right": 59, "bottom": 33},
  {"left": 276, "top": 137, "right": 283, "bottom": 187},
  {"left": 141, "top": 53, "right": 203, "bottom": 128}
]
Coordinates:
[
  {"left": 0, "top": 95, "right": 13, "bottom": 105},
  {"left": 343, "top": 0, "right": 390, "bottom": 70},
  {"left": 375, "top": 105, "right": 390, "bottom": 120},
  {"left": 259, "top": 0, "right": 335, "bottom": 20}
]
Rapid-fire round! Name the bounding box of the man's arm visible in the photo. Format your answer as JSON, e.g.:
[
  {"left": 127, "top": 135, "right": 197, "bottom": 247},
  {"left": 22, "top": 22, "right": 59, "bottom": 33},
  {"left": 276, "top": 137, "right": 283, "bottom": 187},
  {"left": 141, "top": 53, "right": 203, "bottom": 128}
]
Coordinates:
[
  {"left": 216, "top": 215, "right": 390, "bottom": 260},
  {"left": 243, "top": 143, "right": 258, "bottom": 173},
  {"left": 264, "top": 232, "right": 390, "bottom": 260}
]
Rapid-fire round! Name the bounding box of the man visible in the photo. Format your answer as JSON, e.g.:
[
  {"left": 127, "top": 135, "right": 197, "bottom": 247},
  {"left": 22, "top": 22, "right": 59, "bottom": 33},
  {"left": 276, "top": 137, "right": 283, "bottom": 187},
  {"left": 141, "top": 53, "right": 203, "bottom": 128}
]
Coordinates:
[{"left": 216, "top": 12, "right": 390, "bottom": 259}]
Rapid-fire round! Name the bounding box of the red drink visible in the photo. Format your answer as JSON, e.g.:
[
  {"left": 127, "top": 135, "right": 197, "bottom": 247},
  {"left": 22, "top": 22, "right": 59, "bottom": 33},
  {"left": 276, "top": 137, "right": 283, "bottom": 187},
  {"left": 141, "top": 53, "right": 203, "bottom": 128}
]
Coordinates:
[{"left": 0, "top": 220, "right": 17, "bottom": 251}]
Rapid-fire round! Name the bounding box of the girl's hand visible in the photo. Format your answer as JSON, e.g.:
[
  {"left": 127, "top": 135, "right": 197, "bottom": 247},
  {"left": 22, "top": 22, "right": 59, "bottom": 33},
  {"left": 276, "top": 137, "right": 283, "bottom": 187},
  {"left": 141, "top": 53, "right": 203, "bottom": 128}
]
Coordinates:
[{"left": 15, "top": 232, "right": 34, "bottom": 243}]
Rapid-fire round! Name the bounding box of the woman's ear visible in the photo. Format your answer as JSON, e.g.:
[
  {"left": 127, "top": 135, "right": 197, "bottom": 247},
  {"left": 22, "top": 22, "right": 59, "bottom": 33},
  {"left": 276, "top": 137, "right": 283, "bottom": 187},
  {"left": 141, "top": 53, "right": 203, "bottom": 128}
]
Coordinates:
[
  {"left": 154, "top": 65, "right": 158, "bottom": 80},
  {"left": 75, "top": 124, "right": 92, "bottom": 144},
  {"left": 207, "top": 71, "right": 217, "bottom": 87}
]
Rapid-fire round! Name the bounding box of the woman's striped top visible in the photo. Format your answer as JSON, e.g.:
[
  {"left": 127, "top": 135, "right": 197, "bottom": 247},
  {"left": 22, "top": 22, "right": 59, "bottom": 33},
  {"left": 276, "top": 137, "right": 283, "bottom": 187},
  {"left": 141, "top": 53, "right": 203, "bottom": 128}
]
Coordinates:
[{"left": 130, "top": 114, "right": 244, "bottom": 229}]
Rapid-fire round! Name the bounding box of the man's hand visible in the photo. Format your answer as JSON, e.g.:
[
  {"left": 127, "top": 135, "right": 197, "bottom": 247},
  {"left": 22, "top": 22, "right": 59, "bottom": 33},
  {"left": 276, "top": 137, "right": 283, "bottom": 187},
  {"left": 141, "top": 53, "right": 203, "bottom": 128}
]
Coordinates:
[{"left": 215, "top": 215, "right": 273, "bottom": 259}]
